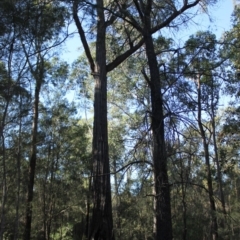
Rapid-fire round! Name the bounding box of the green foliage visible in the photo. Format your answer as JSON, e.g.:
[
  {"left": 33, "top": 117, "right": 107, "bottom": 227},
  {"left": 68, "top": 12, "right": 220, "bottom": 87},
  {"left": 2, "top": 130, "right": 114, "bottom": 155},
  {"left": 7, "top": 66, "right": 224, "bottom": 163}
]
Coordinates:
[{"left": 2, "top": 0, "right": 240, "bottom": 239}]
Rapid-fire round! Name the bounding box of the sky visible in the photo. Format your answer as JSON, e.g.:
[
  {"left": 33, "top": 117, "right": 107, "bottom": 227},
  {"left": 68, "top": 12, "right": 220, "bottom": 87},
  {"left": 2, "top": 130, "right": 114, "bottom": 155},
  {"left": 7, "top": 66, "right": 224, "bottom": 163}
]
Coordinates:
[
  {"left": 63, "top": 0, "right": 235, "bottom": 64},
  {"left": 62, "top": 0, "right": 235, "bottom": 111},
  {"left": 191, "top": 0, "right": 234, "bottom": 38}
]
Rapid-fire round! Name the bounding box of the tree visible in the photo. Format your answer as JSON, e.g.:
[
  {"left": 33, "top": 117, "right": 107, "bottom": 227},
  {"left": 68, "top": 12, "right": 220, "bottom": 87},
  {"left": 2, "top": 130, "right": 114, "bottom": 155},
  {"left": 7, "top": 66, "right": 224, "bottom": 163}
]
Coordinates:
[
  {"left": 72, "top": 1, "right": 145, "bottom": 238},
  {"left": 2, "top": 0, "right": 240, "bottom": 239},
  {"left": 176, "top": 31, "right": 228, "bottom": 239},
  {"left": 114, "top": 1, "right": 210, "bottom": 239},
  {"left": 0, "top": 62, "right": 30, "bottom": 240},
  {"left": 7, "top": 1, "right": 68, "bottom": 238}
]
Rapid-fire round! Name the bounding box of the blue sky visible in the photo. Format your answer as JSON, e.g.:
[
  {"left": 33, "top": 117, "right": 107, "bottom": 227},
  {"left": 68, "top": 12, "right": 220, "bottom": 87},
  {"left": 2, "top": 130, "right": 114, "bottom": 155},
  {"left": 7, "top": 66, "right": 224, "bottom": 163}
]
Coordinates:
[
  {"left": 63, "top": 1, "right": 235, "bottom": 115},
  {"left": 194, "top": 0, "right": 234, "bottom": 37},
  {"left": 64, "top": 1, "right": 234, "bottom": 63}
]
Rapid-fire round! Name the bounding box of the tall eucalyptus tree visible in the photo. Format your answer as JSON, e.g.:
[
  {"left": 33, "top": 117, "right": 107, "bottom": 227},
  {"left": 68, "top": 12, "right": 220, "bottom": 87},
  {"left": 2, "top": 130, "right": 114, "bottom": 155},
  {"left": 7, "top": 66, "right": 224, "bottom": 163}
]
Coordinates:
[
  {"left": 5, "top": 1, "right": 68, "bottom": 238},
  {"left": 114, "top": 1, "right": 212, "bottom": 239},
  {"left": 72, "top": 1, "right": 144, "bottom": 239},
  {"left": 0, "top": 2, "right": 31, "bottom": 237},
  {"left": 179, "top": 31, "right": 228, "bottom": 239}
]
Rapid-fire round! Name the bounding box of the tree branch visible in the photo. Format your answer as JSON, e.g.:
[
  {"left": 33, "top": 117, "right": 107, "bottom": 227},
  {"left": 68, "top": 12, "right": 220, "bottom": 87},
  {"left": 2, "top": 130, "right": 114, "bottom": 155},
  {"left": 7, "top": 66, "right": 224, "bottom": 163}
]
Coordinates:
[
  {"left": 133, "top": 0, "right": 144, "bottom": 22},
  {"left": 72, "top": 0, "right": 95, "bottom": 73},
  {"left": 150, "top": 0, "right": 201, "bottom": 34},
  {"left": 111, "top": 160, "right": 153, "bottom": 175},
  {"left": 106, "top": 38, "right": 145, "bottom": 72}
]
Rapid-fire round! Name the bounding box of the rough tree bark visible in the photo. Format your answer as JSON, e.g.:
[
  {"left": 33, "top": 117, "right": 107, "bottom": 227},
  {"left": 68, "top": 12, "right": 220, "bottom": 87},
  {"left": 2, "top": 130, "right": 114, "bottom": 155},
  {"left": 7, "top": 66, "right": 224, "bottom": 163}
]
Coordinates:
[
  {"left": 73, "top": 1, "right": 144, "bottom": 239},
  {"left": 144, "top": 30, "right": 173, "bottom": 240},
  {"left": 89, "top": 1, "right": 114, "bottom": 238},
  {"left": 116, "top": 1, "right": 204, "bottom": 238}
]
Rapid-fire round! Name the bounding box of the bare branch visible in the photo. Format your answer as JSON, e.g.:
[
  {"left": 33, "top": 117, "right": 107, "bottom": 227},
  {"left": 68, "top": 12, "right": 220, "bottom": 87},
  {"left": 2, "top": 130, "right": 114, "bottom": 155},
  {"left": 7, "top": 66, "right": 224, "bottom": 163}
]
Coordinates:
[
  {"left": 106, "top": 38, "right": 144, "bottom": 72},
  {"left": 150, "top": 0, "right": 201, "bottom": 34},
  {"left": 111, "top": 160, "right": 153, "bottom": 174},
  {"left": 72, "top": 0, "right": 95, "bottom": 73}
]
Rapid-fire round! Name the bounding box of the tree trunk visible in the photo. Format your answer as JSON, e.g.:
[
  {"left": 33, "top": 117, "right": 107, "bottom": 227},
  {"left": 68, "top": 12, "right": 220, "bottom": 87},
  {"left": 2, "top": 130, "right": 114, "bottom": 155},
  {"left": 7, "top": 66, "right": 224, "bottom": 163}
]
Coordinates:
[
  {"left": 88, "top": 1, "right": 114, "bottom": 239},
  {"left": 210, "top": 83, "right": 226, "bottom": 224},
  {"left": 113, "top": 154, "right": 121, "bottom": 239},
  {"left": 144, "top": 31, "right": 172, "bottom": 240},
  {"left": 180, "top": 159, "right": 187, "bottom": 240},
  {"left": 24, "top": 79, "right": 41, "bottom": 239},
  {"left": 14, "top": 95, "right": 23, "bottom": 240},
  {"left": 197, "top": 77, "right": 218, "bottom": 240},
  {"left": 72, "top": 0, "right": 146, "bottom": 238},
  {"left": 0, "top": 98, "right": 10, "bottom": 240},
  {"left": 23, "top": 53, "right": 44, "bottom": 239}
]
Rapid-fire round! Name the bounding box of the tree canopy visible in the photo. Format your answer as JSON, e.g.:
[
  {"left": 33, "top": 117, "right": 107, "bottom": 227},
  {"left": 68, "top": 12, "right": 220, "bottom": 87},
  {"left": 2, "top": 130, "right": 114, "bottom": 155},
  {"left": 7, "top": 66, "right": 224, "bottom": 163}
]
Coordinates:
[{"left": 0, "top": 1, "right": 239, "bottom": 240}]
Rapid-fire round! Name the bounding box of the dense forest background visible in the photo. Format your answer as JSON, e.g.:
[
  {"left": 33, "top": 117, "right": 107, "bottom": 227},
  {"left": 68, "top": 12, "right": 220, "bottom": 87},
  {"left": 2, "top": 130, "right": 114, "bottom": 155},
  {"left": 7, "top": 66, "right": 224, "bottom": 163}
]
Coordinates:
[{"left": 0, "top": 0, "right": 240, "bottom": 239}]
